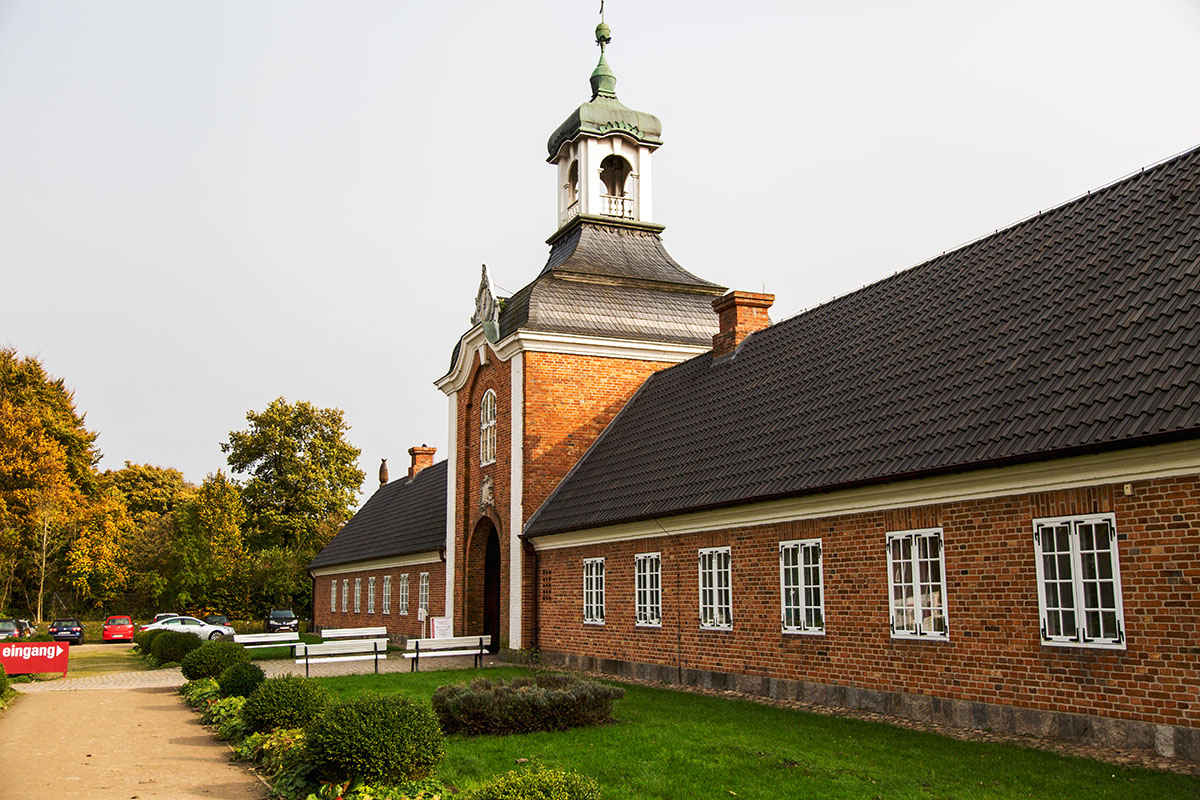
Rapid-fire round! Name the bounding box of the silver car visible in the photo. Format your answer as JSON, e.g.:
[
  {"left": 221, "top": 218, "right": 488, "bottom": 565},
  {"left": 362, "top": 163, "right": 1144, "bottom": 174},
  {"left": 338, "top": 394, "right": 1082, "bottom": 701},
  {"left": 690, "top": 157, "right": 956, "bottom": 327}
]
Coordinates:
[{"left": 140, "top": 615, "right": 235, "bottom": 641}]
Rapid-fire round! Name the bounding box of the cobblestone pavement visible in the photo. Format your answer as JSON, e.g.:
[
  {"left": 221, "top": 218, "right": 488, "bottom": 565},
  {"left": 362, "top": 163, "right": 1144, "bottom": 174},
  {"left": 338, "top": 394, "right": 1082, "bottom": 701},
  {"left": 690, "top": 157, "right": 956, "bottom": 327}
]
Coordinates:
[{"left": 12, "top": 651, "right": 507, "bottom": 692}]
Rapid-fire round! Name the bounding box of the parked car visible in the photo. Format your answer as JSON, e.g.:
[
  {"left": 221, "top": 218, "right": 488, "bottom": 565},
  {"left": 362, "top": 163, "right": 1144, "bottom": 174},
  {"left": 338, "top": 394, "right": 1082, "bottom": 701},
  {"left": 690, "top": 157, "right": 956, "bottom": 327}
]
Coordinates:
[
  {"left": 147, "top": 612, "right": 180, "bottom": 627},
  {"left": 16, "top": 619, "right": 35, "bottom": 638},
  {"left": 139, "top": 615, "right": 234, "bottom": 641},
  {"left": 102, "top": 615, "right": 135, "bottom": 642},
  {"left": 0, "top": 618, "right": 19, "bottom": 640},
  {"left": 202, "top": 614, "right": 229, "bottom": 627},
  {"left": 48, "top": 618, "right": 85, "bottom": 645},
  {"left": 263, "top": 609, "right": 298, "bottom": 633}
]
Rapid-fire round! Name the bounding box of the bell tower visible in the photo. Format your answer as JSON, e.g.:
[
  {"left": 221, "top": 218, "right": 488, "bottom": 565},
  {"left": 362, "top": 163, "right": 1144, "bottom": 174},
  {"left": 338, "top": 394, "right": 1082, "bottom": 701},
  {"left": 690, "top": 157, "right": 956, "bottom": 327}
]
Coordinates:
[{"left": 547, "top": 20, "right": 663, "bottom": 230}]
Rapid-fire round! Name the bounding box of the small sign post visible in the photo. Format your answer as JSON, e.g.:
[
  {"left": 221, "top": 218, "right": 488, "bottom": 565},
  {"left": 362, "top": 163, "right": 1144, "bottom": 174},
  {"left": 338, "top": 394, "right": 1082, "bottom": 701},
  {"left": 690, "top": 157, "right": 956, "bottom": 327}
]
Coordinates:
[
  {"left": 431, "top": 616, "right": 453, "bottom": 639},
  {"left": 0, "top": 641, "right": 70, "bottom": 677}
]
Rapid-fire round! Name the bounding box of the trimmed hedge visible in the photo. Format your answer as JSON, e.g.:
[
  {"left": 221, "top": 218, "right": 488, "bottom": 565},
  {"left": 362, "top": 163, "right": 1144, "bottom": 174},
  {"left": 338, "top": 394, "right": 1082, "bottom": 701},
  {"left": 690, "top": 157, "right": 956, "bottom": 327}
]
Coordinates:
[
  {"left": 219, "top": 661, "right": 265, "bottom": 698},
  {"left": 135, "top": 627, "right": 168, "bottom": 653},
  {"left": 305, "top": 693, "right": 445, "bottom": 785},
  {"left": 432, "top": 673, "right": 625, "bottom": 736},
  {"left": 151, "top": 630, "right": 202, "bottom": 663},
  {"left": 460, "top": 765, "right": 601, "bottom": 800},
  {"left": 0, "top": 663, "right": 8, "bottom": 694},
  {"left": 241, "top": 675, "right": 331, "bottom": 733},
  {"left": 180, "top": 640, "right": 250, "bottom": 680}
]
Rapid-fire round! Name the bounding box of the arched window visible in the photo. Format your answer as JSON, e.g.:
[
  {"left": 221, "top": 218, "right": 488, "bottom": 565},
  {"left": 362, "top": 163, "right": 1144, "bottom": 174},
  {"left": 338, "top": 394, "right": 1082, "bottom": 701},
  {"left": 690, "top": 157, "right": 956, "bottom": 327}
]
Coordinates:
[
  {"left": 567, "top": 160, "right": 579, "bottom": 205},
  {"left": 480, "top": 389, "right": 497, "bottom": 466},
  {"left": 599, "top": 154, "right": 631, "bottom": 197}
]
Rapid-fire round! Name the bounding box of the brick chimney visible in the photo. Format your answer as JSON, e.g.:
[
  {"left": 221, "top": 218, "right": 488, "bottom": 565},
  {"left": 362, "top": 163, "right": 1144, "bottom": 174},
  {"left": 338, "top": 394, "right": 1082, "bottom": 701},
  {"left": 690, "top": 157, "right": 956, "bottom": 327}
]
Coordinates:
[
  {"left": 408, "top": 444, "right": 436, "bottom": 479},
  {"left": 711, "top": 291, "right": 774, "bottom": 357}
]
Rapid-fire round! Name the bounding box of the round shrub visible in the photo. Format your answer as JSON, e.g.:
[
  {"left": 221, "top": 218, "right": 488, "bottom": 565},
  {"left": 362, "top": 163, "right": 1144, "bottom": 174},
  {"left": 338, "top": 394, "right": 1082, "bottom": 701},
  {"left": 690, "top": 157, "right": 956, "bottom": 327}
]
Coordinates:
[
  {"left": 305, "top": 693, "right": 444, "bottom": 785},
  {"left": 135, "top": 627, "right": 167, "bottom": 653},
  {"left": 219, "top": 661, "right": 265, "bottom": 698},
  {"left": 460, "top": 764, "right": 601, "bottom": 800},
  {"left": 151, "top": 630, "right": 203, "bottom": 664},
  {"left": 180, "top": 640, "right": 250, "bottom": 680},
  {"left": 241, "top": 675, "right": 331, "bottom": 733}
]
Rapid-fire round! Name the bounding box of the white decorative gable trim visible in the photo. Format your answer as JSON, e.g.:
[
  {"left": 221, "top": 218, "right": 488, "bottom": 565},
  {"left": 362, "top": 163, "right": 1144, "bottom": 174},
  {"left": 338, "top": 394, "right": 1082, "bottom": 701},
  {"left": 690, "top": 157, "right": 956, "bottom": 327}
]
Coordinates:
[
  {"left": 310, "top": 550, "right": 442, "bottom": 577},
  {"left": 435, "top": 325, "right": 707, "bottom": 395}
]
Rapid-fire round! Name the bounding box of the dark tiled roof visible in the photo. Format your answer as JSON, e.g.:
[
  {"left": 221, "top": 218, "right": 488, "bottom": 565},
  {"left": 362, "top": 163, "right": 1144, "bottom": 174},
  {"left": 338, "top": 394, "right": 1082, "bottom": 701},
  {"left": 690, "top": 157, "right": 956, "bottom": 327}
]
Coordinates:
[
  {"left": 497, "top": 219, "right": 725, "bottom": 345},
  {"left": 525, "top": 145, "right": 1200, "bottom": 536},
  {"left": 308, "top": 461, "right": 447, "bottom": 569}
]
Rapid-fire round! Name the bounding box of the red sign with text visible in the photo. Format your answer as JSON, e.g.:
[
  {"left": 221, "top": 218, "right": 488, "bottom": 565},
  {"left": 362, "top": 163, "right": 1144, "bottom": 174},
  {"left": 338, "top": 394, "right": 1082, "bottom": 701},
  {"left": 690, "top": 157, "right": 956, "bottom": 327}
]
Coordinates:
[{"left": 0, "top": 641, "right": 70, "bottom": 676}]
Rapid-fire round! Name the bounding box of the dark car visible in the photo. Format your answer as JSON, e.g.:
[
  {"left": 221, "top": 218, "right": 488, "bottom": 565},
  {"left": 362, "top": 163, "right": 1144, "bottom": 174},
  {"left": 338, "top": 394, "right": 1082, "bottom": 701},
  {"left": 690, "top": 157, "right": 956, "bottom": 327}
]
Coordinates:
[
  {"left": 48, "top": 618, "right": 85, "bottom": 645},
  {"left": 203, "top": 614, "right": 229, "bottom": 627},
  {"left": 264, "top": 609, "right": 298, "bottom": 633},
  {"left": 0, "top": 618, "right": 19, "bottom": 640}
]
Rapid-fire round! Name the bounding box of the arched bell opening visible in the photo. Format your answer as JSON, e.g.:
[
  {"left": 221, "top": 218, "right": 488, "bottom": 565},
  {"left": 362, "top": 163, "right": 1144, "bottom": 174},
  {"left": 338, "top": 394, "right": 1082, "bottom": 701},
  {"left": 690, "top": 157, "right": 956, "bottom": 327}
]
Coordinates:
[{"left": 598, "top": 154, "right": 634, "bottom": 218}]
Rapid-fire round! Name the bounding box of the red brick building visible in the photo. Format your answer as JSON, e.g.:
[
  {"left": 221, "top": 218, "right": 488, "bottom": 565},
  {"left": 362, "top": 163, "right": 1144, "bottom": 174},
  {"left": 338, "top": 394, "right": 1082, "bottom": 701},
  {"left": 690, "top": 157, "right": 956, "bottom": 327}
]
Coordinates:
[{"left": 311, "top": 23, "right": 1199, "bottom": 760}]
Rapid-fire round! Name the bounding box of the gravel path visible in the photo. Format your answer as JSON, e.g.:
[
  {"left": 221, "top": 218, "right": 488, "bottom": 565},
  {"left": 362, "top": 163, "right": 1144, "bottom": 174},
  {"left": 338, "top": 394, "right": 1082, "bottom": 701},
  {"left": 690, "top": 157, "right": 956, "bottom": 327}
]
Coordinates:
[
  {"left": 0, "top": 687, "right": 266, "bottom": 799},
  {"left": 12, "top": 651, "right": 507, "bottom": 692}
]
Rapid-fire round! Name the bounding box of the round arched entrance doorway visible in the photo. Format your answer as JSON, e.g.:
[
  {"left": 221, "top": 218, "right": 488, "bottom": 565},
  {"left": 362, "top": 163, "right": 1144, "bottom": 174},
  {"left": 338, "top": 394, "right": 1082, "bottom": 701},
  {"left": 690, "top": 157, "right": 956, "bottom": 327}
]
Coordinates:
[{"left": 465, "top": 517, "right": 501, "bottom": 653}]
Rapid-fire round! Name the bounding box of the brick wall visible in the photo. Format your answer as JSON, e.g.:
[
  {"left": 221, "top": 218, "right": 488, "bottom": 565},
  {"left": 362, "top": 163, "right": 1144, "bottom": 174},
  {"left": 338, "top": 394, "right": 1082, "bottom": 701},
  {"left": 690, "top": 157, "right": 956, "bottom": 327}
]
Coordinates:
[
  {"left": 533, "top": 475, "right": 1200, "bottom": 731},
  {"left": 453, "top": 354, "right": 511, "bottom": 641},
  {"left": 312, "top": 563, "right": 445, "bottom": 640}
]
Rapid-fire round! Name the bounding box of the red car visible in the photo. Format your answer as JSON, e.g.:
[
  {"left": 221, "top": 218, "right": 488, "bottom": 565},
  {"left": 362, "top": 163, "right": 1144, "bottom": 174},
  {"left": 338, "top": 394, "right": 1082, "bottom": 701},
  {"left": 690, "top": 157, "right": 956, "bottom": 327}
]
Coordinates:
[{"left": 102, "top": 615, "right": 135, "bottom": 642}]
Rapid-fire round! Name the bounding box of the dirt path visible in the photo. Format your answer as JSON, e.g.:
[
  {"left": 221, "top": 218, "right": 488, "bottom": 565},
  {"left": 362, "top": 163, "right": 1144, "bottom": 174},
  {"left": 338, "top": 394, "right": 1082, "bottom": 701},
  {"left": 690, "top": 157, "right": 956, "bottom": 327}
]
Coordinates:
[{"left": 0, "top": 687, "right": 266, "bottom": 799}]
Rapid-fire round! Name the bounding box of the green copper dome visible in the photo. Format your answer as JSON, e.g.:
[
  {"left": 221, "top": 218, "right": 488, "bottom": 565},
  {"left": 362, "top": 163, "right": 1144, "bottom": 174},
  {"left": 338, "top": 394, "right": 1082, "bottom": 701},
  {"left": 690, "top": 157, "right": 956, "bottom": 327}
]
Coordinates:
[{"left": 546, "top": 20, "right": 663, "bottom": 160}]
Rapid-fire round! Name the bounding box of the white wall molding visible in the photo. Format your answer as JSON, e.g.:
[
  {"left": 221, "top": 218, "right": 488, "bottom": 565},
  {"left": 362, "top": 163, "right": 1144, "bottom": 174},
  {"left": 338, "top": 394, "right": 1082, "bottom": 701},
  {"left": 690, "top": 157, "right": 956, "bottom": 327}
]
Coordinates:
[
  {"left": 311, "top": 550, "right": 442, "bottom": 577},
  {"left": 529, "top": 440, "right": 1200, "bottom": 551},
  {"left": 444, "top": 391, "right": 458, "bottom": 625},
  {"left": 508, "top": 352, "right": 524, "bottom": 649},
  {"left": 436, "top": 326, "right": 706, "bottom": 396}
]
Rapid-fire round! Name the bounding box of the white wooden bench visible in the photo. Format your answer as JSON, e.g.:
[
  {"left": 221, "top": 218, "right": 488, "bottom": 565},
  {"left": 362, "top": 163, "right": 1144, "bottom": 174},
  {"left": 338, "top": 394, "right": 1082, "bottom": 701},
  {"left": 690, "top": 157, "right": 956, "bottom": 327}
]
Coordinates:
[
  {"left": 404, "top": 635, "right": 491, "bottom": 672},
  {"left": 319, "top": 626, "right": 389, "bottom": 640},
  {"left": 233, "top": 632, "right": 301, "bottom": 650},
  {"left": 295, "top": 638, "right": 389, "bottom": 677}
]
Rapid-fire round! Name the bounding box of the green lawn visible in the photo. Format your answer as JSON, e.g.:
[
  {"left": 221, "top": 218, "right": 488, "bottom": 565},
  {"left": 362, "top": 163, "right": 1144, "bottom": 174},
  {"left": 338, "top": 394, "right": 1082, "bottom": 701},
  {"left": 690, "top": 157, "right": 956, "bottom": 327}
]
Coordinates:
[
  {"left": 67, "top": 644, "right": 146, "bottom": 677},
  {"left": 316, "top": 668, "right": 1199, "bottom": 800}
]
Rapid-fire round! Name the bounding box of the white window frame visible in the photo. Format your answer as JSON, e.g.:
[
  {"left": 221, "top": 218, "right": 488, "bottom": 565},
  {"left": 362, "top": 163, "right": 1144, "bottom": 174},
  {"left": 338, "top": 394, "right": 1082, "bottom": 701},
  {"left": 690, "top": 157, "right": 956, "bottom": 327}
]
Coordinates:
[
  {"left": 583, "top": 557, "right": 606, "bottom": 624},
  {"left": 634, "top": 552, "right": 661, "bottom": 627},
  {"left": 1033, "top": 513, "right": 1126, "bottom": 649},
  {"left": 367, "top": 576, "right": 376, "bottom": 614},
  {"left": 698, "top": 546, "right": 732, "bottom": 630},
  {"left": 780, "top": 538, "right": 825, "bottom": 635},
  {"left": 382, "top": 575, "right": 391, "bottom": 615},
  {"left": 886, "top": 528, "right": 949, "bottom": 640},
  {"left": 341, "top": 579, "right": 349, "bottom": 613},
  {"left": 330, "top": 581, "right": 337, "bottom": 613},
  {"left": 419, "top": 572, "right": 430, "bottom": 615},
  {"left": 354, "top": 577, "right": 362, "bottom": 613},
  {"left": 399, "top": 573, "right": 410, "bottom": 615},
  {"left": 480, "top": 389, "right": 497, "bottom": 466}
]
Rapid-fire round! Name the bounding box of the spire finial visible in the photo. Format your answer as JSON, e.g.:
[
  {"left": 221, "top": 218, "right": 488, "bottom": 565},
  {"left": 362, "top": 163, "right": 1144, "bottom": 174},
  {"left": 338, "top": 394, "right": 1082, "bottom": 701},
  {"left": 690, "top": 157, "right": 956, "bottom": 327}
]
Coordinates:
[{"left": 590, "top": 6, "right": 617, "bottom": 100}]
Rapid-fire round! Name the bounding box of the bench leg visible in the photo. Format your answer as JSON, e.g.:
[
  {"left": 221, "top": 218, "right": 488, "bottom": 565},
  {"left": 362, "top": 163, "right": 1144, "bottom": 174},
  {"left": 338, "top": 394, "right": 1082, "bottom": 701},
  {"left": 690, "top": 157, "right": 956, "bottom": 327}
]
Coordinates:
[{"left": 374, "top": 642, "right": 379, "bottom": 674}]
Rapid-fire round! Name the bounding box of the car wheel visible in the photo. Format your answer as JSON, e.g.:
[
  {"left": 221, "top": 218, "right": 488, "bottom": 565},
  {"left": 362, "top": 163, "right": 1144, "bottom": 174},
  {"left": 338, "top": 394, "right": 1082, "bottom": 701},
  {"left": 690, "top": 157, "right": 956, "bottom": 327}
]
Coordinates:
[{"left": 208, "top": 631, "right": 223, "bottom": 640}]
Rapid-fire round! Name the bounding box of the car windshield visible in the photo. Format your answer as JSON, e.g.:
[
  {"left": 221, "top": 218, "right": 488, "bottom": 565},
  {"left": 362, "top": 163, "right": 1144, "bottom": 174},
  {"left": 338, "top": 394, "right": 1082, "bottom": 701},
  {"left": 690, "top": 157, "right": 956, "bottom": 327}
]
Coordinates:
[
  {"left": 0, "top": 620, "right": 16, "bottom": 632},
  {"left": 107, "top": 617, "right": 131, "bottom": 625},
  {"left": 270, "top": 610, "right": 296, "bottom": 619},
  {"left": 52, "top": 620, "right": 78, "bottom": 627}
]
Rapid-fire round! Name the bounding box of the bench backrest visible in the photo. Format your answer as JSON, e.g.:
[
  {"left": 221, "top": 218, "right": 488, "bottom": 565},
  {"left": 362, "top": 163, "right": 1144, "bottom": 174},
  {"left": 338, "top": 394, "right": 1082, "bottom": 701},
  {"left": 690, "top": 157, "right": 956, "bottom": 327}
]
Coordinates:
[
  {"left": 405, "top": 635, "right": 491, "bottom": 652},
  {"left": 320, "top": 626, "right": 388, "bottom": 640},
  {"left": 234, "top": 632, "right": 299, "bottom": 645},
  {"left": 296, "top": 638, "right": 389, "bottom": 657}
]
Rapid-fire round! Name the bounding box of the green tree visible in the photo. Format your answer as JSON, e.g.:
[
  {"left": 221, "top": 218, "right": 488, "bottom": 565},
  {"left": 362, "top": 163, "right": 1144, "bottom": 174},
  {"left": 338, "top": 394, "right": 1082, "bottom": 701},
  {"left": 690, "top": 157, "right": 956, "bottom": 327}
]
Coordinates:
[
  {"left": 100, "top": 462, "right": 191, "bottom": 526},
  {"left": 171, "top": 471, "right": 246, "bottom": 613},
  {"left": 67, "top": 494, "right": 134, "bottom": 608},
  {"left": 222, "top": 398, "right": 363, "bottom": 552}
]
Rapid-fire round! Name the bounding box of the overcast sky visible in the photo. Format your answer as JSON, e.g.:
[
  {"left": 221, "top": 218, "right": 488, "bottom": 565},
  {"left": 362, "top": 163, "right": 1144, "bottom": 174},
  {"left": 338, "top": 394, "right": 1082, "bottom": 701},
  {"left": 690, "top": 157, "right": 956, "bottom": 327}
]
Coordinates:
[{"left": 3, "top": 1, "right": 1199, "bottom": 498}]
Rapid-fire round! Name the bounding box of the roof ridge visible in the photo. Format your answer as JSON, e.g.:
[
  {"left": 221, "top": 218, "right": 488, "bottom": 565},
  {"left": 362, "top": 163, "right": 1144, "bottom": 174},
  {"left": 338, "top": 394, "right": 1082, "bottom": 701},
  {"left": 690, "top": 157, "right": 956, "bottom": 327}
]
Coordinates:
[{"left": 777, "top": 141, "right": 1200, "bottom": 325}]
